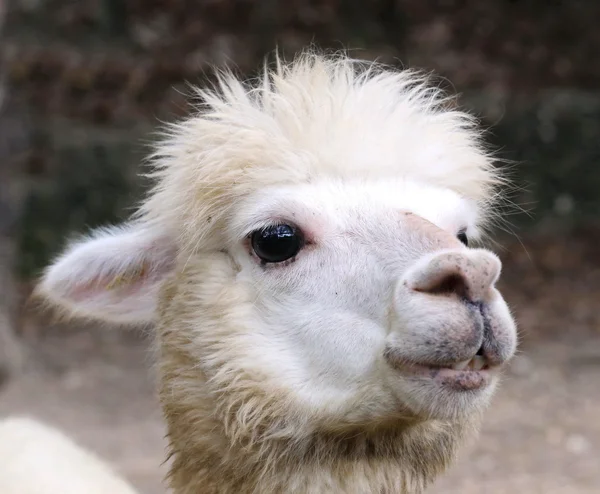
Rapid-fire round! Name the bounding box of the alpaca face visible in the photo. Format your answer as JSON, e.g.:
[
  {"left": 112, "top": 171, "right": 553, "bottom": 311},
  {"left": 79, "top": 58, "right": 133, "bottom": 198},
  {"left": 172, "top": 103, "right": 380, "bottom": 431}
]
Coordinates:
[{"left": 210, "top": 178, "right": 516, "bottom": 424}]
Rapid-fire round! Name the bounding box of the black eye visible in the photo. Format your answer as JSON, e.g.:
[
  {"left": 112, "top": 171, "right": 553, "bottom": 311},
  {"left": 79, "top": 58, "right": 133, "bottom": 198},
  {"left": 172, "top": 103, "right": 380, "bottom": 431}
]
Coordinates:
[
  {"left": 251, "top": 224, "right": 303, "bottom": 263},
  {"left": 457, "top": 231, "right": 468, "bottom": 246}
]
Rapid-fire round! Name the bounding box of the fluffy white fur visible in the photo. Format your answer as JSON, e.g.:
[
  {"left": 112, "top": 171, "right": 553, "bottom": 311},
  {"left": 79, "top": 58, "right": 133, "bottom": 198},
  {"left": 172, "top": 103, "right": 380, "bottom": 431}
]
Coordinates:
[
  {"left": 35, "top": 50, "right": 517, "bottom": 493},
  {"left": 0, "top": 417, "right": 138, "bottom": 494},
  {"left": 137, "top": 52, "right": 499, "bottom": 256}
]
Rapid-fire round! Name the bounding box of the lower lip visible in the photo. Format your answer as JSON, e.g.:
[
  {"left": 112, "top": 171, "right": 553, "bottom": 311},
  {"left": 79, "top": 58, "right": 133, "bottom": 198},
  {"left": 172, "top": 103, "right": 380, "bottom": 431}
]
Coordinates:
[{"left": 401, "top": 364, "right": 493, "bottom": 391}]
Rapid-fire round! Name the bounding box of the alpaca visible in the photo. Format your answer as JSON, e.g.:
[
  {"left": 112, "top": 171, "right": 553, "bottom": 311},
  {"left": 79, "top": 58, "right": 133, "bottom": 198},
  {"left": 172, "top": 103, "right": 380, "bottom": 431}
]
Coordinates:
[
  {"left": 35, "top": 51, "right": 517, "bottom": 493},
  {"left": 0, "top": 416, "right": 138, "bottom": 494}
]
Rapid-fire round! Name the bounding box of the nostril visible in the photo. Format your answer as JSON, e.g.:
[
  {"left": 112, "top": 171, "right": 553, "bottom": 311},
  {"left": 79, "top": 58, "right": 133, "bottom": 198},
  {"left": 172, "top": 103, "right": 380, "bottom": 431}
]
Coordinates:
[{"left": 416, "top": 272, "right": 469, "bottom": 299}]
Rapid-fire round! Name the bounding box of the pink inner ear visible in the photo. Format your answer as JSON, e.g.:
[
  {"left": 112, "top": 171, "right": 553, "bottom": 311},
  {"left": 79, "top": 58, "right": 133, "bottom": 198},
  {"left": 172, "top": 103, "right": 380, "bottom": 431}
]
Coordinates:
[
  {"left": 68, "top": 250, "right": 176, "bottom": 302},
  {"left": 68, "top": 273, "right": 150, "bottom": 302}
]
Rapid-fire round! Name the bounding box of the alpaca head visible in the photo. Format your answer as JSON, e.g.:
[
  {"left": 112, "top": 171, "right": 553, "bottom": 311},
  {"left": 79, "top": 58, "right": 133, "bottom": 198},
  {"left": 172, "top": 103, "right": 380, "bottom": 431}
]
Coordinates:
[{"left": 37, "top": 52, "right": 517, "bottom": 487}]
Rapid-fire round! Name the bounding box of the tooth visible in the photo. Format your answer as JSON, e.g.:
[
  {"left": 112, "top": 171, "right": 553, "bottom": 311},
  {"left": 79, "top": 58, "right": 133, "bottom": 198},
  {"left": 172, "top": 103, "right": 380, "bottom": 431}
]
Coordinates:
[
  {"left": 451, "top": 360, "right": 470, "bottom": 371},
  {"left": 471, "top": 355, "right": 486, "bottom": 371}
]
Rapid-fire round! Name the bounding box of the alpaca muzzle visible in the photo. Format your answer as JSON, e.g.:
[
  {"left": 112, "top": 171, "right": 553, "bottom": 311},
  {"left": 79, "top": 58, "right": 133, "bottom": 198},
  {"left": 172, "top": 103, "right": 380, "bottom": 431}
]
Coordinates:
[{"left": 385, "top": 247, "right": 516, "bottom": 394}]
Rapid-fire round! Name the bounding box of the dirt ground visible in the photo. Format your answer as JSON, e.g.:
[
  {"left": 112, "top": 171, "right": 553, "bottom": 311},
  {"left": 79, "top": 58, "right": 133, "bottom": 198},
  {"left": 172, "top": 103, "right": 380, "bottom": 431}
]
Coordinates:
[{"left": 1, "top": 230, "right": 599, "bottom": 494}]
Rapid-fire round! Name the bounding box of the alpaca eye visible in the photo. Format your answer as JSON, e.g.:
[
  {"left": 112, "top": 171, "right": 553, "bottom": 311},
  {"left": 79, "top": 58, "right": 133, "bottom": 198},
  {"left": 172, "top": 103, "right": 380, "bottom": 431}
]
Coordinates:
[
  {"left": 457, "top": 231, "right": 468, "bottom": 246},
  {"left": 251, "top": 224, "right": 303, "bottom": 263}
]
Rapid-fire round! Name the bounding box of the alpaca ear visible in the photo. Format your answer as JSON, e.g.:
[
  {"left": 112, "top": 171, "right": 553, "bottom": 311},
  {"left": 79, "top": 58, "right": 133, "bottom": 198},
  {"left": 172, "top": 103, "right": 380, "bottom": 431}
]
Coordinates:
[{"left": 36, "top": 223, "right": 177, "bottom": 325}]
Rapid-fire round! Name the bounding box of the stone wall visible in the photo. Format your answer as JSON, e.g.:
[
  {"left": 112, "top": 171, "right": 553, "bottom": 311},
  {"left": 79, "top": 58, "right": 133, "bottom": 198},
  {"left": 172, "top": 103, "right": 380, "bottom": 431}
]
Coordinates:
[{"left": 2, "top": 0, "right": 599, "bottom": 279}]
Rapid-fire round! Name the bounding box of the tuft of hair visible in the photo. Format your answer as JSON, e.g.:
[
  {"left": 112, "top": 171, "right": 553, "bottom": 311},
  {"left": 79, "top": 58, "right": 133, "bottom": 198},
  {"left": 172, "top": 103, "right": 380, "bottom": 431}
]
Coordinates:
[
  {"left": 0, "top": 416, "right": 139, "bottom": 494},
  {"left": 137, "top": 49, "right": 503, "bottom": 255}
]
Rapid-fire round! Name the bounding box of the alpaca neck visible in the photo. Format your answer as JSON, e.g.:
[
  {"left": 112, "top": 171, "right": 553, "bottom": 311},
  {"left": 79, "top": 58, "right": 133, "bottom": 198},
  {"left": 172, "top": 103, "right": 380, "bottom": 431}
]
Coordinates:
[{"left": 162, "top": 405, "right": 466, "bottom": 494}]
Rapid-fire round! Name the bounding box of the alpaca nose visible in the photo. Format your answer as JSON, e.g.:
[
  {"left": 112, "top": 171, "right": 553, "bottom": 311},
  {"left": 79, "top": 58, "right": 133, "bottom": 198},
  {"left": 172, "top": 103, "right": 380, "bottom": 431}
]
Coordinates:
[{"left": 406, "top": 249, "right": 501, "bottom": 302}]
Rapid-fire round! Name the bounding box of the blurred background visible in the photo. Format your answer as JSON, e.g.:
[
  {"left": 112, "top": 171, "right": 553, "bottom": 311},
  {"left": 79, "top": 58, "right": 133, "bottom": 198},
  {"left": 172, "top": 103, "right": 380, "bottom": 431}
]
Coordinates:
[{"left": 0, "top": 1, "right": 598, "bottom": 493}]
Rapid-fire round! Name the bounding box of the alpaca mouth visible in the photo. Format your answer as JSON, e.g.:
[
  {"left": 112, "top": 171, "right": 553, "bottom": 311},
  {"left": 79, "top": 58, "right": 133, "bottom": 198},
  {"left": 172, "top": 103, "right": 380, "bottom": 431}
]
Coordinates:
[
  {"left": 386, "top": 345, "right": 495, "bottom": 391},
  {"left": 404, "top": 357, "right": 493, "bottom": 391},
  {"left": 448, "top": 346, "right": 489, "bottom": 371},
  {"left": 449, "top": 355, "right": 490, "bottom": 371}
]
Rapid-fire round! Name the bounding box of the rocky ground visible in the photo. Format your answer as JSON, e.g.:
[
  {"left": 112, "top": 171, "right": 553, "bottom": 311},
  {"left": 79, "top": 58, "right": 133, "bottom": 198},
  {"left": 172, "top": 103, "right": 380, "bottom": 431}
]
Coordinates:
[{"left": 1, "top": 230, "right": 599, "bottom": 494}]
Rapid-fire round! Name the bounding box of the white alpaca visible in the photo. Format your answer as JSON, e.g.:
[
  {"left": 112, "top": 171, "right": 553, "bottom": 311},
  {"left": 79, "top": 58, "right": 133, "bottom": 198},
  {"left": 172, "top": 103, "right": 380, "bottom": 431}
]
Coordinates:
[
  {"left": 0, "top": 417, "right": 138, "bottom": 494},
  {"left": 33, "top": 51, "right": 517, "bottom": 493}
]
